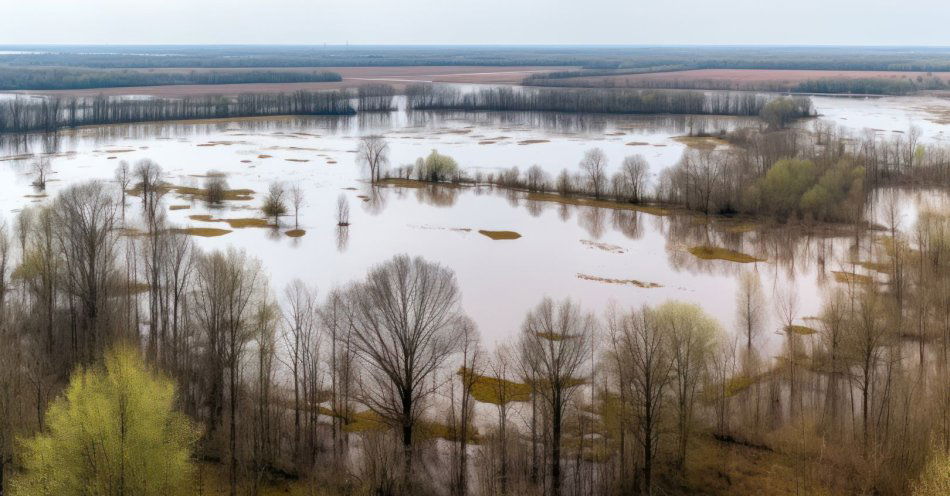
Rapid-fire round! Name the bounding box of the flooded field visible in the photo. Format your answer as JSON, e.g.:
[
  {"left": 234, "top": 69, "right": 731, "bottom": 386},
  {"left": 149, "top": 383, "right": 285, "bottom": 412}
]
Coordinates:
[{"left": 2, "top": 96, "right": 947, "bottom": 349}]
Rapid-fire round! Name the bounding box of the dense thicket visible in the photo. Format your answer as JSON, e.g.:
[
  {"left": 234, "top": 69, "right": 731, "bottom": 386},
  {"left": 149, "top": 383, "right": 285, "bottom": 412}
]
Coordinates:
[
  {"left": 0, "top": 67, "right": 341, "bottom": 91},
  {"left": 0, "top": 91, "right": 354, "bottom": 133},
  {"left": 406, "top": 84, "right": 814, "bottom": 118}
]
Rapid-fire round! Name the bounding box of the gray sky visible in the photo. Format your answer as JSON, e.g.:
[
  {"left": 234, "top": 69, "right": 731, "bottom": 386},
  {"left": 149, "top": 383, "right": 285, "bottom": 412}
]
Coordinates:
[{"left": 1, "top": 0, "right": 947, "bottom": 45}]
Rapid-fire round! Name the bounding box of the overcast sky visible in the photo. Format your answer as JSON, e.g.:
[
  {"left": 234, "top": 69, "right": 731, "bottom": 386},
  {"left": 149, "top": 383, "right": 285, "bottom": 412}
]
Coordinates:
[{"left": 0, "top": 0, "right": 947, "bottom": 46}]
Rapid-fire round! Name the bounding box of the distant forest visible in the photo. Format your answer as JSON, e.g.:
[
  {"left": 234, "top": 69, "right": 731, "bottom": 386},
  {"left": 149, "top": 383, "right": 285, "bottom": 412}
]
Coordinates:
[
  {"left": 526, "top": 73, "right": 950, "bottom": 96},
  {"left": 3, "top": 45, "right": 950, "bottom": 71},
  {"left": 0, "top": 67, "right": 342, "bottom": 91}
]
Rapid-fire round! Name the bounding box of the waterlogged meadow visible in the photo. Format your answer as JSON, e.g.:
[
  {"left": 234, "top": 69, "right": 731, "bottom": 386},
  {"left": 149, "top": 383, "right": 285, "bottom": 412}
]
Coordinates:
[{"left": 0, "top": 95, "right": 946, "bottom": 349}]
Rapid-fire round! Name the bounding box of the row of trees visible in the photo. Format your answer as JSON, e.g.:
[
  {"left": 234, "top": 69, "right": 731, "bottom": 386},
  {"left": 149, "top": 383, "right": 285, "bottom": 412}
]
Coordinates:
[
  {"left": 367, "top": 119, "right": 950, "bottom": 225},
  {"left": 525, "top": 73, "right": 950, "bottom": 96},
  {"left": 406, "top": 84, "right": 815, "bottom": 119},
  {"left": 0, "top": 67, "right": 342, "bottom": 91},
  {"left": 0, "top": 91, "right": 356, "bottom": 134}
]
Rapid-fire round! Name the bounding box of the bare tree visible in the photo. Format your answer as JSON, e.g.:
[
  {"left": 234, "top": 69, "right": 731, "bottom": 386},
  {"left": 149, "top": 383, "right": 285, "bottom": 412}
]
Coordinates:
[
  {"left": 358, "top": 135, "right": 390, "bottom": 183},
  {"left": 580, "top": 148, "right": 608, "bottom": 199},
  {"left": 114, "top": 161, "right": 131, "bottom": 221},
  {"left": 620, "top": 154, "right": 649, "bottom": 203},
  {"left": 345, "top": 255, "right": 467, "bottom": 486},
  {"left": 657, "top": 301, "right": 719, "bottom": 470},
  {"left": 261, "top": 182, "right": 287, "bottom": 225},
  {"left": 204, "top": 171, "right": 228, "bottom": 205},
  {"left": 192, "top": 248, "right": 263, "bottom": 496},
  {"left": 610, "top": 305, "right": 673, "bottom": 496},
  {"left": 289, "top": 184, "right": 305, "bottom": 229},
  {"left": 52, "top": 181, "right": 119, "bottom": 363},
  {"left": 31, "top": 158, "right": 51, "bottom": 190},
  {"left": 520, "top": 297, "right": 594, "bottom": 496},
  {"left": 736, "top": 269, "right": 766, "bottom": 352},
  {"left": 280, "top": 279, "right": 318, "bottom": 468}
]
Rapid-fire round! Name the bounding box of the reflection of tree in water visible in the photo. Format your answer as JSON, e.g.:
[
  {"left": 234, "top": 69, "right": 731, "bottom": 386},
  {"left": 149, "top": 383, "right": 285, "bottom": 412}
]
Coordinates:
[
  {"left": 610, "top": 209, "right": 644, "bottom": 240},
  {"left": 336, "top": 225, "right": 349, "bottom": 252},
  {"left": 403, "top": 109, "right": 756, "bottom": 136},
  {"left": 579, "top": 206, "right": 606, "bottom": 239},
  {"left": 659, "top": 213, "right": 862, "bottom": 280},
  {"left": 359, "top": 185, "right": 388, "bottom": 216},
  {"left": 355, "top": 111, "right": 393, "bottom": 132},
  {"left": 414, "top": 184, "right": 461, "bottom": 208}
]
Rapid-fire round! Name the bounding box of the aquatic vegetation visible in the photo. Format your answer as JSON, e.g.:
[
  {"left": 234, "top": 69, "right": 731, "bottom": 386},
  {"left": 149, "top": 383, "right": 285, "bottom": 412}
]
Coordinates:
[{"left": 285, "top": 229, "right": 306, "bottom": 237}]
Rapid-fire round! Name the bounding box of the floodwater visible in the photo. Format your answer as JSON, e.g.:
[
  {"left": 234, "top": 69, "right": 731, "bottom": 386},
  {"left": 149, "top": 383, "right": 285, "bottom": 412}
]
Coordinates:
[{"left": 1, "top": 96, "right": 947, "bottom": 351}]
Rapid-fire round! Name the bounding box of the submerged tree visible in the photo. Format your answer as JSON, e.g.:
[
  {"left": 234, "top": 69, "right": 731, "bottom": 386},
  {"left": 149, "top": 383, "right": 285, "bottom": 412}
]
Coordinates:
[
  {"left": 261, "top": 182, "right": 287, "bottom": 225},
  {"left": 12, "top": 347, "right": 197, "bottom": 496},
  {"left": 358, "top": 135, "right": 389, "bottom": 183}
]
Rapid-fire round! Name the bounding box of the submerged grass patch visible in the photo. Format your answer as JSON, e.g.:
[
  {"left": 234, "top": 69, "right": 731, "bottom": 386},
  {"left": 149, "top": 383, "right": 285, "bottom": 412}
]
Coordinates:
[
  {"left": 577, "top": 273, "right": 662, "bottom": 288},
  {"left": 188, "top": 214, "right": 274, "bottom": 229},
  {"left": 688, "top": 245, "right": 764, "bottom": 263},
  {"left": 479, "top": 230, "right": 522, "bottom": 240},
  {"left": 786, "top": 325, "right": 818, "bottom": 335},
  {"left": 673, "top": 135, "right": 731, "bottom": 149},
  {"left": 460, "top": 368, "right": 532, "bottom": 405},
  {"left": 518, "top": 139, "right": 550, "bottom": 145},
  {"left": 285, "top": 229, "right": 306, "bottom": 238},
  {"left": 832, "top": 270, "right": 875, "bottom": 285},
  {"left": 171, "top": 227, "right": 232, "bottom": 237},
  {"left": 173, "top": 185, "right": 255, "bottom": 201},
  {"left": 169, "top": 204, "right": 190, "bottom": 210}
]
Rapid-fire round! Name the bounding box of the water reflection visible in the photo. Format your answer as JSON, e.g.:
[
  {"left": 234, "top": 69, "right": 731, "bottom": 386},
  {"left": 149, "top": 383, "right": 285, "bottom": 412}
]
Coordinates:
[{"left": 336, "top": 225, "right": 349, "bottom": 252}]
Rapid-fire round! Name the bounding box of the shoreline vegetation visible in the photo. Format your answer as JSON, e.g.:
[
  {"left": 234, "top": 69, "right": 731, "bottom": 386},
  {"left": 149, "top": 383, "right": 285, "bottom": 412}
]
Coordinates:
[{"left": 378, "top": 113, "right": 950, "bottom": 226}]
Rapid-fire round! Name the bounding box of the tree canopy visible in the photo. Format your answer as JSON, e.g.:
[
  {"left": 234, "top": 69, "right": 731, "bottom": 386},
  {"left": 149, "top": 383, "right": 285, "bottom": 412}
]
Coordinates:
[{"left": 12, "top": 347, "right": 197, "bottom": 496}]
